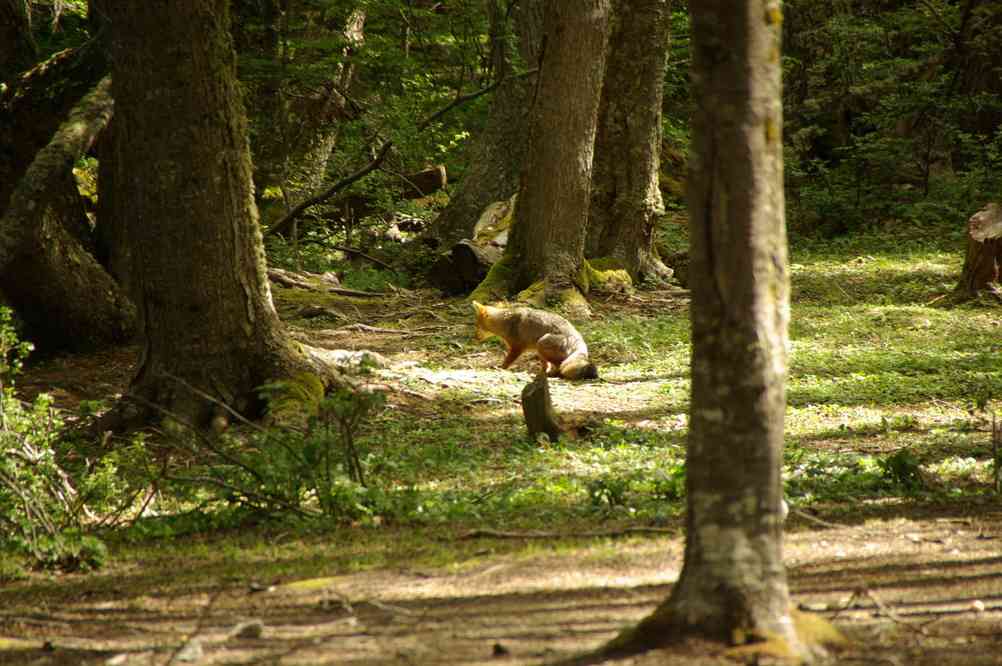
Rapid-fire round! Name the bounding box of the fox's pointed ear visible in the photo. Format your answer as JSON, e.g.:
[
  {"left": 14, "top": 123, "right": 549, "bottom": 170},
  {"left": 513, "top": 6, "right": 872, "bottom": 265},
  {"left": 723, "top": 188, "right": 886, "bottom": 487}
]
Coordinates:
[{"left": 471, "top": 301, "right": 484, "bottom": 313}]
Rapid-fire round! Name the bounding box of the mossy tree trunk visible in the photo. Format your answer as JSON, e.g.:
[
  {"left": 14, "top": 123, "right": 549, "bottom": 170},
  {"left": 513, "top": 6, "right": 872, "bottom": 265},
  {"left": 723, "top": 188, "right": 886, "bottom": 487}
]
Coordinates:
[
  {"left": 424, "top": 0, "right": 543, "bottom": 249},
  {"left": 95, "top": 0, "right": 322, "bottom": 429},
  {"left": 0, "top": 76, "right": 136, "bottom": 349},
  {"left": 590, "top": 2, "right": 824, "bottom": 662},
  {"left": 0, "top": 40, "right": 136, "bottom": 350},
  {"left": 586, "top": 0, "right": 672, "bottom": 284},
  {"left": 499, "top": 1, "right": 611, "bottom": 307},
  {"left": 0, "top": 40, "right": 107, "bottom": 209}
]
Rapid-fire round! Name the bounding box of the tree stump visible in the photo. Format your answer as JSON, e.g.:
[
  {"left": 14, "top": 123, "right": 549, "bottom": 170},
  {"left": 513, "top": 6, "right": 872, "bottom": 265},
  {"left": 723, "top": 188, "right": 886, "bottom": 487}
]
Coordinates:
[
  {"left": 954, "top": 203, "right": 1002, "bottom": 299},
  {"left": 521, "top": 373, "right": 563, "bottom": 441}
]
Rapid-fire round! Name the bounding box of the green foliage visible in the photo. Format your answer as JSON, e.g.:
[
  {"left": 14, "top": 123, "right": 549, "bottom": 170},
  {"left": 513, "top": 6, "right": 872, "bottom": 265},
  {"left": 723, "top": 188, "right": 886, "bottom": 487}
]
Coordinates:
[
  {"left": 0, "top": 309, "right": 117, "bottom": 577},
  {"left": 341, "top": 266, "right": 398, "bottom": 292},
  {"left": 782, "top": 0, "right": 1002, "bottom": 236},
  {"left": 243, "top": 0, "right": 490, "bottom": 225},
  {"left": 30, "top": 1, "right": 90, "bottom": 57},
  {"left": 877, "top": 449, "right": 925, "bottom": 491},
  {"left": 265, "top": 231, "right": 415, "bottom": 291},
  {"left": 586, "top": 475, "right": 630, "bottom": 511},
  {"left": 164, "top": 382, "right": 388, "bottom": 523}
]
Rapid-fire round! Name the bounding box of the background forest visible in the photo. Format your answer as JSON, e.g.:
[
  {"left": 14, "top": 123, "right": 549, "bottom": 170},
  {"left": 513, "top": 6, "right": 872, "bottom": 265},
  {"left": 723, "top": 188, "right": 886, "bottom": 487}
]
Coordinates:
[{"left": 1, "top": 0, "right": 1001, "bottom": 664}]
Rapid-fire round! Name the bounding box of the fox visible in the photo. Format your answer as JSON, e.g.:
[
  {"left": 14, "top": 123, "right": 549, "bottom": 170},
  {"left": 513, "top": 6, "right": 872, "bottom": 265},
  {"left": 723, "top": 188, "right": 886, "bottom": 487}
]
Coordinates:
[{"left": 472, "top": 301, "right": 599, "bottom": 380}]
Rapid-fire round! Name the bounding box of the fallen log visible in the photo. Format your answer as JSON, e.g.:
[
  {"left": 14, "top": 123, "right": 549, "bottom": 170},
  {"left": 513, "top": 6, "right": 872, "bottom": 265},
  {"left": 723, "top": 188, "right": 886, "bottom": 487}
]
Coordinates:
[{"left": 428, "top": 239, "right": 503, "bottom": 294}]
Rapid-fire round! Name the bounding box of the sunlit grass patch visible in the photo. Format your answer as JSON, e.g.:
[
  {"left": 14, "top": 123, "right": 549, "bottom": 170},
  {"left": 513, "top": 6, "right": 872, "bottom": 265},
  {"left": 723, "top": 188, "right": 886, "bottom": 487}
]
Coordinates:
[
  {"left": 583, "top": 313, "right": 689, "bottom": 375},
  {"left": 349, "top": 228, "right": 999, "bottom": 528}
]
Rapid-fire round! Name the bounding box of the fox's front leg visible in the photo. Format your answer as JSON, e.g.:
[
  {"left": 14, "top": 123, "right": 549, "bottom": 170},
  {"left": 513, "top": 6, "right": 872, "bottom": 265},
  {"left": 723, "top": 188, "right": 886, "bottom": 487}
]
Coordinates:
[{"left": 501, "top": 344, "right": 525, "bottom": 369}]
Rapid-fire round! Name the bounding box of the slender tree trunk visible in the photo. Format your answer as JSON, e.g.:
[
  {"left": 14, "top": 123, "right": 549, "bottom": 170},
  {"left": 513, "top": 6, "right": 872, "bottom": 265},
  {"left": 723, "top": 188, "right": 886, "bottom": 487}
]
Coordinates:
[
  {"left": 584, "top": 2, "right": 834, "bottom": 662},
  {"left": 586, "top": 0, "right": 671, "bottom": 284},
  {"left": 659, "top": 0, "right": 796, "bottom": 646},
  {"left": 247, "top": 5, "right": 366, "bottom": 226},
  {"left": 93, "top": 119, "right": 136, "bottom": 302},
  {"left": 95, "top": 0, "right": 322, "bottom": 428},
  {"left": 424, "top": 0, "right": 543, "bottom": 248},
  {"left": 502, "top": 1, "right": 610, "bottom": 306}
]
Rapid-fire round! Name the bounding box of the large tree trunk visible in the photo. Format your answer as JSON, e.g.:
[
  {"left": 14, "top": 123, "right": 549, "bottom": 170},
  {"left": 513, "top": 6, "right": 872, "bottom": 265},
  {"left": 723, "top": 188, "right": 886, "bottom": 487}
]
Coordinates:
[
  {"left": 588, "top": 2, "right": 834, "bottom": 662},
  {"left": 498, "top": 2, "right": 610, "bottom": 308},
  {"left": 423, "top": 0, "right": 543, "bottom": 249},
  {"left": 96, "top": 0, "right": 323, "bottom": 429},
  {"left": 586, "top": 0, "right": 671, "bottom": 284}
]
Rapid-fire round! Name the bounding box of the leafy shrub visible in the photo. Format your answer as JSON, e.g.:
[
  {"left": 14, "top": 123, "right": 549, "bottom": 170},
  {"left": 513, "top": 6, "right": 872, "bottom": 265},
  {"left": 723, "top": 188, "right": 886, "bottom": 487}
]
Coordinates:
[
  {"left": 877, "top": 449, "right": 925, "bottom": 491},
  {"left": 169, "top": 382, "right": 387, "bottom": 522},
  {"left": 0, "top": 309, "right": 117, "bottom": 576}
]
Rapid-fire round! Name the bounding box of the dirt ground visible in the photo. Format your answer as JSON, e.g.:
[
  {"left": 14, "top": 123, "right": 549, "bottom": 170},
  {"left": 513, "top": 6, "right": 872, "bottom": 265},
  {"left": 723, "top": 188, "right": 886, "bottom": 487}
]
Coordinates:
[
  {"left": 2, "top": 505, "right": 1002, "bottom": 665},
  {"left": 4, "top": 289, "right": 1002, "bottom": 665}
]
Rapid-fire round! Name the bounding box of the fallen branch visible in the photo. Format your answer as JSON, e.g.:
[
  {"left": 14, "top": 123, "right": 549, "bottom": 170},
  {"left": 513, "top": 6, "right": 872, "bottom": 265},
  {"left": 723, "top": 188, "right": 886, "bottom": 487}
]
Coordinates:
[
  {"left": 326, "top": 322, "right": 443, "bottom": 337},
  {"left": 789, "top": 508, "right": 841, "bottom": 529},
  {"left": 332, "top": 244, "right": 394, "bottom": 271},
  {"left": 329, "top": 286, "right": 390, "bottom": 298},
  {"left": 458, "top": 526, "right": 676, "bottom": 540}
]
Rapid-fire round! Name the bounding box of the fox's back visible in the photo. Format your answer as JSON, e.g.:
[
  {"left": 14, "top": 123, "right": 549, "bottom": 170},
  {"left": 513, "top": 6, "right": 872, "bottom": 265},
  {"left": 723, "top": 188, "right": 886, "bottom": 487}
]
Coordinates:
[{"left": 496, "top": 308, "right": 584, "bottom": 348}]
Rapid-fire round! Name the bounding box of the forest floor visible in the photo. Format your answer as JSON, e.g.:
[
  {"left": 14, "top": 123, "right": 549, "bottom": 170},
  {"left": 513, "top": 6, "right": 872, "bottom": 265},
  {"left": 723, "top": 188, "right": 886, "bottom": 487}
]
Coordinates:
[{"left": 4, "top": 232, "right": 1002, "bottom": 665}]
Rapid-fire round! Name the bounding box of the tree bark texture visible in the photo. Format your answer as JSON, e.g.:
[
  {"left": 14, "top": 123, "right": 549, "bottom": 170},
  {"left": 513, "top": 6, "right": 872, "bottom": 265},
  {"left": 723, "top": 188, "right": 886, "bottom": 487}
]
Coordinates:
[
  {"left": 664, "top": 0, "right": 795, "bottom": 646},
  {"left": 505, "top": 1, "right": 611, "bottom": 297},
  {"left": 93, "top": 119, "right": 137, "bottom": 302},
  {"left": 97, "top": 0, "right": 314, "bottom": 426},
  {"left": 610, "top": 0, "right": 805, "bottom": 658},
  {"left": 425, "top": 0, "right": 543, "bottom": 248},
  {"left": 586, "top": 0, "right": 671, "bottom": 283},
  {"left": 0, "top": 76, "right": 135, "bottom": 349}
]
